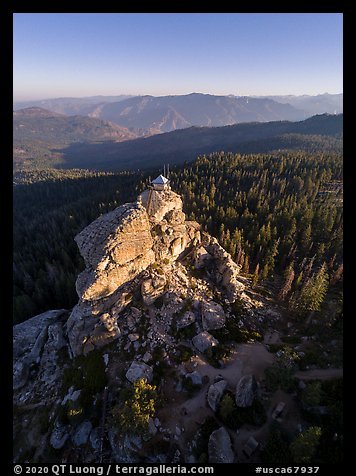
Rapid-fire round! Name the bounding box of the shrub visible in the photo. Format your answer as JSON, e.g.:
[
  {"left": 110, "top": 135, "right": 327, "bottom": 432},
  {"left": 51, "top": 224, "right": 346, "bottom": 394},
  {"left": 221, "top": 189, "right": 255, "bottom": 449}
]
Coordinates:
[
  {"left": 261, "top": 423, "right": 292, "bottom": 464},
  {"left": 281, "top": 335, "right": 301, "bottom": 345},
  {"left": 170, "top": 345, "right": 193, "bottom": 364},
  {"left": 182, "top": 376, "right": 201, "bottom": 394},
  {"left": 112, "top": 378, "right": 157, "bottom": 436},
  {"left": 290, "top": 427, "right": 322, "bottom": 464},
  {"left": 193, "top": 417, "right": 219, "bottom": 458},
  {"left": 205, "top": 344, "right": 230, "bottom": 367},
  {"left": 302, "top": 381, "right": 322, "bottom": 407},
  {"left": 76, "top": 350, "right": 107, "bottom": 394},
  {"left": 267, "top": 343, "right": 285, "bottom": 354},
  {"left": 222, "top": 317, "right": 263, "bottom": 343},
  {"left": 265, "top": 365, "right": 297, "bottom": 393},
  {"left": 218, "top": 392, "right": 267, "bottom": 429},
  {"left": 298, "top": 348, "right": 328, "bottom": 370},
  {"left": 62, "top": 350, "right": 107, "bottom": 396}
]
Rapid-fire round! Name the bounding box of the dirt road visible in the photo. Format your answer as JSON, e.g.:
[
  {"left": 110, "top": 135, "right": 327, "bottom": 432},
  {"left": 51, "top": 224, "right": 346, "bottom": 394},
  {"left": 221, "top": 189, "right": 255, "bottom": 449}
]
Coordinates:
[{"left": 294, "top": 368, "right": 343, "bottom": 380}]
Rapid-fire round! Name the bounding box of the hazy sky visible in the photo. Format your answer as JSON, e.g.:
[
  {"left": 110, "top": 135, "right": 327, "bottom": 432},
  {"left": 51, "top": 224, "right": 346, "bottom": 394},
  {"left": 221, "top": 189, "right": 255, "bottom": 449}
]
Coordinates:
[{"left": 13, "top": 13, "right": 343, "bottom": 101}]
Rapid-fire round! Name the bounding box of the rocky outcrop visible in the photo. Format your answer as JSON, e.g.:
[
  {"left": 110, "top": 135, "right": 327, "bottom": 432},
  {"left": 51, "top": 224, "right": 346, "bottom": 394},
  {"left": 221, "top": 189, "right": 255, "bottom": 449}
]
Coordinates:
[
  {"left": 67, "top": 188, "right": 202, "bottom": 356},
  {"left": 13, "top": 309, "right": 67, "bottom": 362},
  {"left": 75, "top": 203, "right": 155, "bottom": 302},
  {"left": 235, "top": 374, "right": 259, "bottom": 407},
  {"left": 208, "top": 427, "right": 234, "bottom": 463},
  {"left": 139, "top": 188, "right": 184, "bottom": 223},
  {"left": 141, "top": 273, "right": 166, "bottom": 305},
  {"left": 13, "top": 182, "right": 281, "bottom": 465},
  {"left": 203, "top": 236, "right": 245, "bottom": 302},
  {"left": 207, "top": 379, "right": 227, "bottom": 412},
  {"left": 13, "top": 309, "right": 67, "bottom": 391},
  {"left": 65, "top": 182, "right": 249, "bottom": 356}
]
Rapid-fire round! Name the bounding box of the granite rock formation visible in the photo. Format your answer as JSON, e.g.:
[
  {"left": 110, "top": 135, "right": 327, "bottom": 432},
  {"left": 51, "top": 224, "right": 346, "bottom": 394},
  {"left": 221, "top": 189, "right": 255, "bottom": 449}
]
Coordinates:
[{"left": 67, "top": 187, "right": 245, "bottom": 356}]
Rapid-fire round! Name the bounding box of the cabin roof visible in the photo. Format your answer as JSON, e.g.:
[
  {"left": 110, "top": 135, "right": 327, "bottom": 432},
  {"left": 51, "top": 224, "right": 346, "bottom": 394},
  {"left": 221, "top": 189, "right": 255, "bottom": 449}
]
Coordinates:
[{"left": 151, "top": 174, "right": 169, "bottom": 184}]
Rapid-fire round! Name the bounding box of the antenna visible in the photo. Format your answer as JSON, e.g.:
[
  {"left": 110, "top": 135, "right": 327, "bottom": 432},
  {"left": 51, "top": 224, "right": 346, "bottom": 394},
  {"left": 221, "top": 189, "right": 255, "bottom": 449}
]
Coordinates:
[
  {"left": 164, "top": 164, "right": 166, "bottom": 177},
  {"left": 167, "top": 164, "right": 170, "bottom": 179}
]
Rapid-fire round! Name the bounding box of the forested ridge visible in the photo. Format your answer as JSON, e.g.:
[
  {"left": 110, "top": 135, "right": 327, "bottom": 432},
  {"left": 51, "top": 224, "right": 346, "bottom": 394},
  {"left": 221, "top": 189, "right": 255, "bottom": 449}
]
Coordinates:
[
  {"left": 13, "top": 112, "right": 342, "bottom": 171},
  {"left": 13, "top": 150, "right": 342, "bottom": 325}
]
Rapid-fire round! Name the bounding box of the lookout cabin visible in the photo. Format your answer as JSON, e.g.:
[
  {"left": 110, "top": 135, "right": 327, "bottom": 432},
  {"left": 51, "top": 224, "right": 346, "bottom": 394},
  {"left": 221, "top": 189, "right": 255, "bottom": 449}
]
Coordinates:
[{"left": 151, "top": 174, "right": 170, "bottom": 191}]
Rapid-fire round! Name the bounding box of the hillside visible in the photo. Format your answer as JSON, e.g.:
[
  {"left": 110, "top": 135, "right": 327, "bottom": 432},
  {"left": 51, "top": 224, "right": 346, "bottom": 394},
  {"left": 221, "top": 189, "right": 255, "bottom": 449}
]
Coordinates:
[
  {"left": 13, "top": 107, "right": 140, "bottom": 168},
  {"left": 13, "top": 95, "right": 134, "bottom": 115},
  {"left": 14, "top": 112, "right": 343, "bottom": 171}
]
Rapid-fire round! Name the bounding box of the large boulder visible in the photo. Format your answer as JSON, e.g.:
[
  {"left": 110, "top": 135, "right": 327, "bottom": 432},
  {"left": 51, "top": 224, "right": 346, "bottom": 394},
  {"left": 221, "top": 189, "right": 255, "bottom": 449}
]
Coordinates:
[
  {"left": 208, "top": 427, "right": 234, "bottom": 463},
  {"left": 192, "top": 331, "right": 219, "bottom": 353},
  {"left": 75, "top": 203, "right": 155, "bottom": 302},
  {"left": 50, "top": 421, "right": 70, "bottom": 450},
  {"left": 13, "top": 361, "right": 29, "bottom": 391},
  {"left": 72, "top": 421, "right": 92, "bottom": 447},
  {"left": 13, "top": 309, "right": 67, "bottom": 361},
  {"left": 194, "top": 246, "right": 212, "bottom": 269},
  {"left": 235, "top": 374, "right": 259, "bottom": 408},
  {"left": 141, "top": 273, "right": 166, "bottom": 305},
  {"left": 126, "top": 361, "right": 153, "bottom": 383},
  {"left": 89, "top": 427, "right": 101, "bottom": 451},
  {"left": 207, "top": 379, "right": 227, "bottom": 412},
  {"left": 13, "top": 309, "right": 67, "bottom": 390},
  {"left": 201, "top": 301, "right": 226, "bottom": 331}
]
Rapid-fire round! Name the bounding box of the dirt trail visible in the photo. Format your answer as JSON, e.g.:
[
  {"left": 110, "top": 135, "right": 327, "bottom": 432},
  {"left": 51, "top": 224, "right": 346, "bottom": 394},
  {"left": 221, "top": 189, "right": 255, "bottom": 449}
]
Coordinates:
[
  {"left": 193, "top": 342, "right": 275, "bottom": 386},
  {"left": 158, "top": 342, "right": 276, "bottom": 439},
  {"left": 294, "top": 368, "right": 343, "bottom": 380}
]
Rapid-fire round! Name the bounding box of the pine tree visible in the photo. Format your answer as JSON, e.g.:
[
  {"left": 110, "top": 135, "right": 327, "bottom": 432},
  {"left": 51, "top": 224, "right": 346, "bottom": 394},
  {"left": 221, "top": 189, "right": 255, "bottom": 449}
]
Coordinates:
[
  {"left": 252, "top": 263, "right": 260, "bottom": 286},
  {"left": 261, "top": 263, "right": 269, "bottom": 281},
  {"left": 297, "top": 263, "right": 329, "bottom": 313},
  {"left": 113, "top": 378, "right": 157, "bottom": 436},
  {"left": 278, "top": 262, "right": 295, "bottom": 301},
  {"left": 242, "top": 255, "right": 250, "bottom": 274}
]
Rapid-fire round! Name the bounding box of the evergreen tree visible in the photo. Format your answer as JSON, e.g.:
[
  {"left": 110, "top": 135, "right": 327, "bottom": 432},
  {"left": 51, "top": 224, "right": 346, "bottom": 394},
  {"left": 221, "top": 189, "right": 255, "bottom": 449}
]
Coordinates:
[
  {"left": 278, "top": 262, "right": 295, "bottom": 301},
  {"left": 296, "top": 263, "right": 329, "bottom": 313},
  {"left": 290, "top": 427, "right": 322, "bottom": 464},
  {"left": 252, "top": 263, "right": 260, "bottom": 287},
  {"left": 113, "top": 378, "right": 157, "bottom": 436}
]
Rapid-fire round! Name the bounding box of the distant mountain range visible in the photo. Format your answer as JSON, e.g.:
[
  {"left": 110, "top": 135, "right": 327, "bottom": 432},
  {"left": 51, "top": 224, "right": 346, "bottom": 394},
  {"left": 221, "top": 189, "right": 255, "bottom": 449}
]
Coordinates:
[
  {"left": 257, "top": 93, "right": 343, "bottom": 116},
  {"left": 13, "top": 92, "right": 343, "bottom": 135},
  {"left": 13, "top": 106, "right": 343, "bottom": 171},
  {"left": 13, "top": 95, "right": 133, "bottom": 116}
]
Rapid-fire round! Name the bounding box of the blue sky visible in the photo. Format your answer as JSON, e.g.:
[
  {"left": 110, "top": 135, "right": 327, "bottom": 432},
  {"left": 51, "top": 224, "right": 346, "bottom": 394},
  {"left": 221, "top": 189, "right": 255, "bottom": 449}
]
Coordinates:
[{"left": 13, "top": 13, "right": 343, "bottom": 100}]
